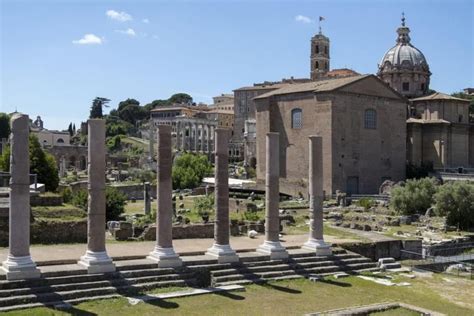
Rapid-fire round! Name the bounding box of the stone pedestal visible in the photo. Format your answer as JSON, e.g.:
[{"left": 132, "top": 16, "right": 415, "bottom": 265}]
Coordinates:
[
  {"left": 1, "top": 114, "right": 41, "bottom": 280},
  {"left": 78, "top": 119, "right": 116, "bottom": 273},
  {"left": 148, "top": 125, "right": 182, "bottom": 268},
  {"left": 206, "top": 129, "right": 239, "bottom": 263},
  {"left": 257, "top": 133, "right": 288, "bottom": 260},
  {"left": 303, "top": 136, "right": 332, "bottom": 256}
]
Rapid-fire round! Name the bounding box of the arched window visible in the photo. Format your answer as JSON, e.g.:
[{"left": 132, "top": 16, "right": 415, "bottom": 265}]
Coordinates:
[
  {"left": 364, "top": 109, "right": 377, "bottom": 129},
  {"left": 291, "top": 108, "right": 302, "bottom": 129},
  {"left": 315, "top": 45, "right": 319, "bottom": 54},
  {"left": 57, "top": 138, "right": 64, "bottom": 143}
]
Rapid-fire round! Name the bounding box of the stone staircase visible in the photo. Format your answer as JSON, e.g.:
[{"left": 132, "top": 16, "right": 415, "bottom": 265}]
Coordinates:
[
  {"left": 0, "top": 248, "right": 378, "bottom": 312},
  {"left": 208, "top": 248, "right": 378, "bottom": 286},
  {"left": 0, "top": 260, "right": 198, "bottom": 312}
]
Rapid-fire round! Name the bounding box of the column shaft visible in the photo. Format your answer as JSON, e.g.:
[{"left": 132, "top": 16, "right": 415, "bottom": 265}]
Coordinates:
[
  {"left": 2, "top": 114, "right": 40, "bottom": 280},
  {"left": 257, "top": 133, "right": 288, "bottom": 259},
  {"left": 148, "top": 125, "right": 182, "bottom": 267},
  {"left": 78, "top": 119, "right": 115, "bottom": 273},
  {"left": 303, "top": 136, "right": 332, "bottom": 255}
]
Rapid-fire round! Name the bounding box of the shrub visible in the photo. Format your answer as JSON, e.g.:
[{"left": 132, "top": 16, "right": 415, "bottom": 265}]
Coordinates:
[
  {"left": 71, "top": 187, "right": 126, "bottom": 221},
  {"left": 61, "top": 187, "right": 73, "bottom": 204},
  {"left": 391, "top": 178, "right": 438, "bottom": 215},
  {"left": 356, "top": 198, "right": 375, "bottom": 211},
  {"left": 434, "top": 182, "right": 474, "bottom": 230},
  {"left": 194, "top": 194, "right": 215, "bottom": 216},
  {"left": 172, "top": 153, "right": 212, "bottom": 189}
]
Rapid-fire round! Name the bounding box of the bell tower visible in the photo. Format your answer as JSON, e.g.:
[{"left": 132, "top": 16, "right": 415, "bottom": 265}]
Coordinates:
[{"left": 310, "top": 28, "right": 330, "bottom": 80}]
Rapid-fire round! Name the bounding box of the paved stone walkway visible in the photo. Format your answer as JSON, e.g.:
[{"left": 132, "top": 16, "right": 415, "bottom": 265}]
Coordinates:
[{"left": 0, "top": 234, "right": 358, "bottom": 264}]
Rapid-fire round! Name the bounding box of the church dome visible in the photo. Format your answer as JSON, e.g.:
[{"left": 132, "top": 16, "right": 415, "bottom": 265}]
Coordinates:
[
  {"left": 380, "top": 43, "right": 428, "bottom": 69},
  {"left": 377, "top": 14, "right": 431, "bottom": 98}
]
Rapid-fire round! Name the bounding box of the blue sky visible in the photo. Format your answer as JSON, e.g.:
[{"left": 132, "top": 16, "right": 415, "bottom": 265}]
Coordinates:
[{"left": 1, "top": 0, "right": 473, "bottom": 130}]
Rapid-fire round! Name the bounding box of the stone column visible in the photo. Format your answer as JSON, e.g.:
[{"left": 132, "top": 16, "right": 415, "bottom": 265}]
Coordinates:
[
  {"left": 206, "top": 129, "right": 239, "bottom": 263},
  {"left": 149, "top": 124, "right": 155, "bottom": 160},
  {"left": 148, "top": 125, "right": 182, "bottom": 267},
  {"left": 78, "top": 119, "right": 116, "bottom": 274},
  {"left": 257, "top": 133, "right": 288, "bottom": 259},
  {"left": 1, "top": 114, "right": 41, "bottom": 280},
  {"left": 206, "top": 125, "right": 211, "bottom": 153},
  {"left": 303, "top": 136, "right": 332, "bottom": 255},
  {"left": 194, "top": 123, "right": 198, "bottom": 152},
  {"left": 144, "top": 182, "right": 151, "bottom": 216},
  {"left": 176, "top": 121, "right": 181, "bottom": 151}
]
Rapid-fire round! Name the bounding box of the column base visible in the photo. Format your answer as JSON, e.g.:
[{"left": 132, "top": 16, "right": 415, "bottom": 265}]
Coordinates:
[
  {"left": 206, "top": 244, "right": 239, "bottom": 263},
  {"left": 78, "top": 250, "right": 116, "bottom": 274},
  {"left": 148, "top": 247, "right": 182, "bottom": 268},
  {"left": 302, "top": 238, "right": 333, "bottom": 256},
  {"left": 1, "top": 255, "right": 41, "bottom": 280},
  {"left": 257, "top": 241, "right": 289, "bottom": 260}
]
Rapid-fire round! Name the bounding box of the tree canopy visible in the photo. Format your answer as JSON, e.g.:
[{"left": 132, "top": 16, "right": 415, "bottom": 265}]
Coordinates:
[
  {"left": 90, "top": 97, "right": 110, "bottom": 119},
  {"left": 0, "top": 135, "right": 59, "bottom": 192},
  {"left": 0, "top": 113, "right": 10, "bottom": 140},
  {"left": 172, "top": 153, "right": 212, "bottom": 189}
]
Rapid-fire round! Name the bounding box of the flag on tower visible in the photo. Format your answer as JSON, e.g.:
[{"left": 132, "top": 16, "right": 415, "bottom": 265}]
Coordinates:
[{"left": 319, "top": 16, "right": 325, "bottom": 21}]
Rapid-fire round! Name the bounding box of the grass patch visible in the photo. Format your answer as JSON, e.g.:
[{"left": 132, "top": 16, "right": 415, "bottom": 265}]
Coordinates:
[
  {"left": 3, "top": 276, "right": 473, "bottom": 315},
  {"left": 32, "top": 204, "right": 86, "bottom": 221}
]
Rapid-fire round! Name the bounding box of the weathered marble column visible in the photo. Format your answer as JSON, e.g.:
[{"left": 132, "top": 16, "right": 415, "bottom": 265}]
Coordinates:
[
  {"left": 176, "top": 121, "right": 181, "bottom": 151},
  {"left": 78, "top": 119, "right": 116, "bottom": 274},
  {"left": 1, "top": 114, "right": 41, "bottom": 280},
  {"left": 257, "top": 133, "right": 288, "bottom": 259},
  {"left": 148, "top": 125, "right": 182, "bottom": 267},
  {"left": 144, "top": 182, "right": 151, "bottom": 216},
  {"left": 194, "top": 123, "right": 198, "bottom": 152},
  {"left": 206, "top": 125, "right": 211, "bottom": 153},
  {"left": 206, "top": 129, "right": 239, "bottom": 263},
  {"left": 303, "top": 136, "right": 332, "bottom": 255}
]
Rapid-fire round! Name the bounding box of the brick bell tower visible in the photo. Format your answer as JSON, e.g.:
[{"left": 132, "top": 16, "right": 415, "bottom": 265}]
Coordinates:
[{"left": 310, "top": 18, "right": 330, "bottom": 80}]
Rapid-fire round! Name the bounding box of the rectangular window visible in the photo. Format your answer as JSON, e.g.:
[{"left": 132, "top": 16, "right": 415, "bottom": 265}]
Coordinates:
[
  {"left": 402, "top": 82, "right": 410, "bottom": 91},
  {"left": 291, "top": 109, "right": 302, "bottom": 129}
]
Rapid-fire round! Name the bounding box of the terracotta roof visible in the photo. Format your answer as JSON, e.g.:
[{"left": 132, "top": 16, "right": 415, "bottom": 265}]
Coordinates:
[
  {"left": 234, "top": 82, "right": 290, "bottom": 92},
  {"left": 325, "top": 68, "right": 360, "bottom": 78},
  {"left": 254, "top": 75, "right": 370, "bottom": 100},
  {"left": 410, "top": 92, "right": 470, "bottom": 103}
]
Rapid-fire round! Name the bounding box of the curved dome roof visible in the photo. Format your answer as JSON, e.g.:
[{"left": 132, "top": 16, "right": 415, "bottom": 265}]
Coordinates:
[{"left": 380, "top": 43, "right": 428, "bottom": 68}]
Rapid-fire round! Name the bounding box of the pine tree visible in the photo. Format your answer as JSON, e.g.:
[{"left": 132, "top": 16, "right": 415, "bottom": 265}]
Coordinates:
[{"left": 90, "top": 97, "right": 110, "bottom": 119}]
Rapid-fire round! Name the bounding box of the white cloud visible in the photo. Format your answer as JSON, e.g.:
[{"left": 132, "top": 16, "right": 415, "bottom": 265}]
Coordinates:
[
  {"left": 295, "top": 15, "right": 313, "bottom": 24},
  {"left": 106, "top": 10, "right": 132, "bottom": 22},
  {"left": 142, "top": 18, "right": 150, "bottom": 24},
  {"left": 72, "top": 34, "right": 102, "bottom": 45},
  {"left": 116, "top": 28, "right": 136, "bottom": 36}
]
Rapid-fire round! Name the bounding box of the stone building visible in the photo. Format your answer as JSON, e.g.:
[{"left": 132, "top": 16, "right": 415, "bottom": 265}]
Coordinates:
[
  {"left": 377, "top": 14, "right": 431, "bottom": 98},
  {"left": 407, "top": 93, "right": 472, "bottom": 169},
  {"left": 30, "top": 116, "right": 70, "bottom": 147},
  {"left": 254, "top": 75, "right": 407, "bottom": 195}
]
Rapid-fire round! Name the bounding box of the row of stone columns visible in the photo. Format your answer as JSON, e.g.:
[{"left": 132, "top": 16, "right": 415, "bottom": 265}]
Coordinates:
[
  {"left": 1, "top": 117, "right": 330, "bottom": 279},
  {"left": 176, "top": 121, "right": 215, "bottom": 153}
]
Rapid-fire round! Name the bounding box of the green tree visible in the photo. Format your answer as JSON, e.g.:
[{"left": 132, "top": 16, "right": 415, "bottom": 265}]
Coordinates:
[
  {"left": 144, "top": 99, "right": 169, "bottom": 110},
  {"left": 72, "top": 187, "right": 127, "bottom": 221},
  {"left": 0, "top": 135, "right": 59, "bottom": 192},
  {"left": 0, "top": 113, "right": 10, "bottom": 140},
  {"left": 194, "top": 194, "right": 215, "bottom": 216},
  {"left": 169, "top": 93, "right": 193, "bottom": 105},
  {"left": 90, "top": 97, "right": 110, "bottom": 118},
  {"left": 68, "top": 123, "right": 73, "bottom": 136},
  {"left": 29, "top": 135, "right": 59, "bottom": 192},
  {"left": 172, "top": 153, "right": 212, "bottom": 189},
  {"left": 434, "top": 182, "right": 474, "bottom": 230},
  {"left": 391, "top": 178, "right": 438, "bottom": 215}
]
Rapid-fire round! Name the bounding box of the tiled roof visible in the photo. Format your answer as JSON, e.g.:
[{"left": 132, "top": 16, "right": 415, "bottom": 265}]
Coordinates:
[
  {"left": 410, "top": 92, "right": 470, "bottom": 103},
  {"left": 254, "top": 75, "right": 370, "bottom": 100}
]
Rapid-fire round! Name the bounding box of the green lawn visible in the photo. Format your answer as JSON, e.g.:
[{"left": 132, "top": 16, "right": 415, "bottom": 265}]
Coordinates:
[{"left": 4, "top": 274, "right": 472, "bottom": 316}]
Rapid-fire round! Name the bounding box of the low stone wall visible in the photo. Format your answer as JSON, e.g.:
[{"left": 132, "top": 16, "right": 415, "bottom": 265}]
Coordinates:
[
  {"left": 340, "top": 239, "right": 422, "bottom": 260},
  {"left": 0, "top": 219, "right": 87, "bottom": 246},
  {"left": 110, "top": 184, "right": 157, "bottom": 200},
  {"left": 30, "top": 194, "right": 63, "bottom": 207},
  {"left": 141, "top": 223, "right": 214, "bottom": 241},
  {"left": 31, "top": 220, "right": 87, "bottom": 244}
]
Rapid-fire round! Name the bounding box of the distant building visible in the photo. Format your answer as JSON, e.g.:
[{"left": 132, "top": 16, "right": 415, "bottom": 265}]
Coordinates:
[
  {"left": 30, "top": 116, "right": 70, "bottom": 147},
  {"left": 464, "top": 88, "right": 474, "bottom": 95},
  {"left": 254, "top": 75, "right": 407, "bottom": 195}
]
